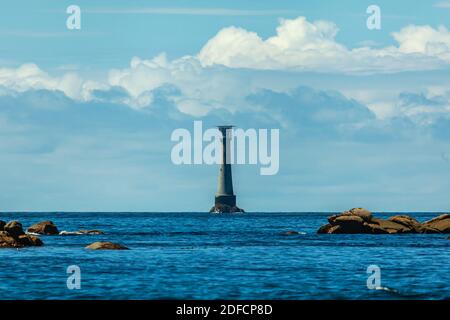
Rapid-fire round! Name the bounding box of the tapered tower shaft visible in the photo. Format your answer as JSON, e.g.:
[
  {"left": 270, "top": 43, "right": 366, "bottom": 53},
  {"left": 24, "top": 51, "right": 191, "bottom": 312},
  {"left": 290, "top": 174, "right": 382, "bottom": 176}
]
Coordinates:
[{"left": 215, "top": 126, "right": 236, "bottom": 207}]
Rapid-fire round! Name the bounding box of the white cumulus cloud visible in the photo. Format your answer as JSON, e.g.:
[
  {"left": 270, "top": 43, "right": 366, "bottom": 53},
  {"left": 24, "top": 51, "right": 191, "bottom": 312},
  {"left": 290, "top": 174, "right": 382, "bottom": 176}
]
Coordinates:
[
  {"left": 107, "top": 53, "right": 252, "bottom": 115},
  {"left": 198, "top": 16, "right": 450, "bottom": 73},
  {"left": 1, "top": 16, "right": 450, "bottom": 120},
  {"left": 393, "top": 25, "right": 450, "bottom": 59},
  {"left": 0, "top": 63, "right": 104, "bottom": 100}
]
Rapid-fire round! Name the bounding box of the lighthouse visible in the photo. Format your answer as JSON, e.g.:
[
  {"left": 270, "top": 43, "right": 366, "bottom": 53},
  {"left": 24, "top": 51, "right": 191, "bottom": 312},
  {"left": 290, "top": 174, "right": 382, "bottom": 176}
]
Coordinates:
[{"left": 210, "top": 126, "right": 244, "bottom": 213}]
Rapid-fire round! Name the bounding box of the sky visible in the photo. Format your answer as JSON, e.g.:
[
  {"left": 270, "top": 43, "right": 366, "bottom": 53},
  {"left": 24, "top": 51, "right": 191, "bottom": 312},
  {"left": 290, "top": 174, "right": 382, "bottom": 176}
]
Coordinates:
[{"left": 1, "top": 0, "right": 450, "bottom": 212}]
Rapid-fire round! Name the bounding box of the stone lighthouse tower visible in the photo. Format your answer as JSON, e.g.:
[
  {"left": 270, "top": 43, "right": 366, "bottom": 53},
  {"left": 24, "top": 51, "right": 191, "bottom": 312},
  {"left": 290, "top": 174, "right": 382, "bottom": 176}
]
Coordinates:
[{"left": 210, "top": 126, "right": 244, "bottom": 213}]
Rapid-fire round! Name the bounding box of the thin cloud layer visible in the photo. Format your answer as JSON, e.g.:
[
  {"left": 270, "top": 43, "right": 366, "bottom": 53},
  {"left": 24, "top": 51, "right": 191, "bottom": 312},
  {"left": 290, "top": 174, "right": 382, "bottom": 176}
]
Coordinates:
[{"left": 1, "top": 86, "right": 448, "bottom": 211}]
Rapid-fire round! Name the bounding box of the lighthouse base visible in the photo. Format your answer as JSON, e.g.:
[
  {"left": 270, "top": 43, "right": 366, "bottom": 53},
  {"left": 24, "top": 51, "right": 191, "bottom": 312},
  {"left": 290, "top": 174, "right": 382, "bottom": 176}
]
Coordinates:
[
  {"left": 215, "top": 195, "right": 236, "bottom": 207},
  {"left": 211, "top": 194, "right": 244, "bottom": 213},
  {"left": 210, "top": 202, "right": 245, "bottom": 214}
]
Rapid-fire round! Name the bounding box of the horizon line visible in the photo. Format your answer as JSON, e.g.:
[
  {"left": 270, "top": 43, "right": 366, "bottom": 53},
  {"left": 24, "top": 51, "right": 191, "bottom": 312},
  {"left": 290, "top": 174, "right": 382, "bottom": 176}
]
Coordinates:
[{"left": 2, "top": 210, "right": 448, "bottom": 214}]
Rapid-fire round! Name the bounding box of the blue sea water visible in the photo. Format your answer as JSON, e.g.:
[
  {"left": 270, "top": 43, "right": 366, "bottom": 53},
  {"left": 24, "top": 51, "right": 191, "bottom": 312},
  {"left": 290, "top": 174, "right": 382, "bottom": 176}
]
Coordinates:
[{"left": 0, "top": 212, "right": 448, "bottom": 300}]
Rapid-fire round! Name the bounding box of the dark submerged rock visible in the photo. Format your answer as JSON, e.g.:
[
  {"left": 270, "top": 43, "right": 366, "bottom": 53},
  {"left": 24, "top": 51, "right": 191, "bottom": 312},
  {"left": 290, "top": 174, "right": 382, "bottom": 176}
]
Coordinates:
[
  {"left": 85, "top": 241, "right": 129, "bottom": 250},
  {"left": 59, "top": 229, "right": 104, "bottom": 236},
  {"left": 78, "top": 229, "right": 104, "bottom": 235},
  {"left": 317, "top": 223, "right": 333, "bottom": 234},
  {"left": 281, "top": 230, "right": 300, "bottom": 235}
]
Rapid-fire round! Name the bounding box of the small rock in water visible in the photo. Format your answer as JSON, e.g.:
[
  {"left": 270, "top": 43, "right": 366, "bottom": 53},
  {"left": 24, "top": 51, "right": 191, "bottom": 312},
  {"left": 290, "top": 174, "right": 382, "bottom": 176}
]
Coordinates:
[
  {"left": 281, "top": 230, "right": 300, "bottom": 235},
  {"left": 59, "top": 231, "right": 80, "bottom": 236},
  {"left": 60, "top": 229, "right": 104, "bottom": 236},
  {"left": 85, "top": 241, "right": 129, "bottom": 250},
  {"left": 78, "top": 229, "right": 104, "bottom": 235},
  {"left": 0, "top": 220, "right": 6, "bottom": 231},
  {"left": 27, "top": 221, "right": 59, "bottom": 235}
]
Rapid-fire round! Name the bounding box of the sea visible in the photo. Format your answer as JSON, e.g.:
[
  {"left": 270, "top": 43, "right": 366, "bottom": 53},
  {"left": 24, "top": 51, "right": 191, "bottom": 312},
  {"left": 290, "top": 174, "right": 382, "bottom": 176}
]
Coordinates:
[{"left": 0, "top": 212, "right": 448, "bottom": 300}]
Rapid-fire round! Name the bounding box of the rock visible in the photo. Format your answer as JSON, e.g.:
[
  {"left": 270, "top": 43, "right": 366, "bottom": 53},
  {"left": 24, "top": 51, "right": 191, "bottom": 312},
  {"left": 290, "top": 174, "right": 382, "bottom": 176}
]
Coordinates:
[
  {"left": 59, "top": 231, "right": 80, "bottom": 236},
  {"left": 59, "top": 229, "right": 104, "bottom": 236},
  {"left": 368, "top": 218, "right": 411, "bottom": 234},
  {"left": 384, "top": 215, "right": 425, "bottom": 233},
  {"left": 388, "top": 215, "right": 420, "bottom": 229},
  {"left": 376, "top": 216, "right": 441, "bottom": 234},
  {"left": 85, "top": 241, "right": 129, "bottom": 250},
  {"left": 17, "top": 234, "right": 43, "bottom": 247},
  {"left": 333, "top": 221, "right": 367, "bottom": 233},
  {"left": 327, "top": 225, "right": 345, "bottom": 234},
  {"left": 362, "top": 222, "right": 390, "bottom": 234},
  {"left": 346, "top": 207, "right": 373, "bottom": 221},
  {"left": 209, "top": 204, "right": 245, "bottom": 213},
  {"left": 447, "top": 236, "right": 450, "bottom": 240},
  {"left": 27, "top": 221, "right": 59, "bottom": 235},
  {"left": 420, "top": 226, "right": 442, "bottom": 234},
  {"left": 78, "top": 229, "right": 104, "bottom": 235},
  {"left": 334, "top": 215, "right": 365, "bottom": 224},
  {"left": 281, "top": 230, "right": 300, "bottom": 235},
  {"left": 0, "top": 220, "right": 6, "bottom": 231},
  {"left": 424, "top": 213, "right": 450, "bottom": 224},
  {"left": 320, "top": 208, "right": 374, "bottom": 234},
  {"left": 328, "top": 207, "right": 372, "bottom": 224},
  {"left": 4, "top": 221, "right": 25, "bottom": 238},
  {"left": 0, "top": 231, "right": 21, "bottom": 248},
  {"left": 318, "top": 209, "right": 450, "bottom": 235},
  {"left": 333, "top": 215, "right": 368, "bottom": 233},
  {"left": 319, "top": 220, "right": 379, "bottom": 234},
  {"left": 0, "top": 222, "right": 43, "bottom": 248},
  {"left": 317, "top": 223, "right": 333, "bottom": 234},
  {"left": 423, "top": 214, "right": 450, "bottom": 233}
]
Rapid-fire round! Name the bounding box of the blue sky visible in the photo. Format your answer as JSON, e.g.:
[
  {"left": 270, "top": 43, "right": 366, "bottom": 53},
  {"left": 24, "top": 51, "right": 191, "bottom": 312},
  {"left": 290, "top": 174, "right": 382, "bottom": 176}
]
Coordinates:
[
  {"left": 2, "top": 0, "right": 449, "bottom": 69},
  {"left": 1, "top": 1, "right": 450, "bottom": 211}
]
